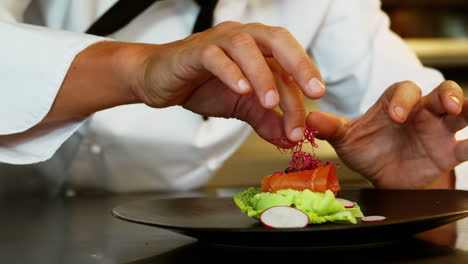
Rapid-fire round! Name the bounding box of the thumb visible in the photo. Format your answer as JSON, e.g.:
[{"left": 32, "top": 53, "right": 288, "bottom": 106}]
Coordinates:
[{"left": 306, "top": 111, "right": 349, "bottom": 142}]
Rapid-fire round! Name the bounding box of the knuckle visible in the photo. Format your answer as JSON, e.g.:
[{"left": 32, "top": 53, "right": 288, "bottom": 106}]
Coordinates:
[
  {"left": 247, "top": 22, "right": 265, "bottom": 28},
  {"left": 285, "top": 106, "right": 306, "bottom": 117},
  {"left": 396, "top": 80, "right": 417, "bottom": 88},
  {"left": 185, "top": 32, "right": 202, "bottom": 41},
  {"left": 441, "top": 80, "right": 460, "bottom": 90},
  {"left": 215, "top": 21, "right": 241, "bottom": 30},
  {"left": 230, "top": 32, "right": 254, "bottom": 48},
  {"left": 395, "top": 80, "right": 421, "bottom": 94},
  {"left": 397, "top": 80, "right": 422, "bottom": 96},
  {"left": 200, "top": 45, "right": 221, "bottom": 63},
  {"left": 270, "top": 26, "right": 292, "bottom": 38},
  {"left": 387, "top": 81, "right": 419, "bottom": 98}
]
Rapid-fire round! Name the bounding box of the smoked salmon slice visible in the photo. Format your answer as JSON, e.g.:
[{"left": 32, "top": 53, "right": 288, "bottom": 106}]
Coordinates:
[{"left": 261, "top": 164, "right": 340, "bottom": 195}]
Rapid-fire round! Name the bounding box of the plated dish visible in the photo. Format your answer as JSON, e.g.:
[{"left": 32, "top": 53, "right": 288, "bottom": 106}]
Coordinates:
[
  {"left": 113, "top": 128, "right": 468, "bottom": 246},
  {"left": 112, "top": 189, "right": 468, "bottom": 246}
]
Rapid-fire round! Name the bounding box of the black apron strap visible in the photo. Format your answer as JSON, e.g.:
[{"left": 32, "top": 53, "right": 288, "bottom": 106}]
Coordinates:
[
  {"left": 86, "top": 0, "right": 219, "bottom": 36},
  {"left": 86, "top": 0, "right": 161, "bottom": 36},
  {"left": 192, "top": 0, "right": 218, "bottom": 33}
]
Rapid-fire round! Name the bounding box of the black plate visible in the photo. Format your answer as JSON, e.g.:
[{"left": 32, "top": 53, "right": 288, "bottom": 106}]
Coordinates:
[{"left": 112, "top": 189, "right": 468, "bottom": 246}]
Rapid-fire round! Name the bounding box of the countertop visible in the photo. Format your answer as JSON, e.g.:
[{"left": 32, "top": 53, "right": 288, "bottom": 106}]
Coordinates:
[{"left": 2, "top": 190, "right": 468, "bottom": 264}]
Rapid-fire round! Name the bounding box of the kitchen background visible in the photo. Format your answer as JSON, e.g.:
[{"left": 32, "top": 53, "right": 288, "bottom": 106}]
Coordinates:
[{"left": 206, "top": 0, "right": 468, "bottom": 189}]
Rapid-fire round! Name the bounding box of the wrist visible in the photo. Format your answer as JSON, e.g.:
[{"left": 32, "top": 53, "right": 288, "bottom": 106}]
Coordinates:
[
  {"left": 114, "top": 42, "right": 168, "bottom": 108},
  {"left": 112, "top": 42, "right": 156, "bottom": 105}
]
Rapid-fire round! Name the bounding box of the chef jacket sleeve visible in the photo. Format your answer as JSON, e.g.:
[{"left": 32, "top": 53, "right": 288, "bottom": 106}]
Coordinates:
[
  {"left": 0, "top": 2, "right": 109, "bottom": 164},
  {"left": 309, "top": 0, "right": 468, "bottom": 189}
]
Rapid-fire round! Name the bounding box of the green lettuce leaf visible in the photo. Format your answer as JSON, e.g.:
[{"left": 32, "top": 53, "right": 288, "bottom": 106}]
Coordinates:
[{"left": 233, "top": 188, "right": 363, "bottom": 224}]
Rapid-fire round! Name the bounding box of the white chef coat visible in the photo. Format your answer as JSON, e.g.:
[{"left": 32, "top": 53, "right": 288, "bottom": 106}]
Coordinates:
[{"left": 0, "top": 0, "right": 466, "bottom": 192}]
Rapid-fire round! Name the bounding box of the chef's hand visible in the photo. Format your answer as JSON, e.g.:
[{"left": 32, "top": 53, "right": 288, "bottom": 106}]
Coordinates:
[
  {"left": 306, "top": 80, "right": 467, "bottom": 189},
  {"left": 132, "top": 21, "right": 324, "bottom": 143},
  {"left": 40, "top": 22, "right": 322, "bottom": 144}
]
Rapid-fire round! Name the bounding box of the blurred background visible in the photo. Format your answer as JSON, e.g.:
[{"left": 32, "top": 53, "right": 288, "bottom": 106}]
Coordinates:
[{"left": 207, "top": 0, "right": 468, "bottom": 189}]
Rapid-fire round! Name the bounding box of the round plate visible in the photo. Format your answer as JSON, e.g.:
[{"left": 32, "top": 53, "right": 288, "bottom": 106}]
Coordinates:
[{"left": 112, "top": 189, "right": 468, "bottom": 246}]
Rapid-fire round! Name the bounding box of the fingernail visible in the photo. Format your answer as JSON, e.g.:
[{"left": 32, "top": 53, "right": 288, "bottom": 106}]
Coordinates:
[
  {"left": 450, "top": 95, "right": 460, "bottom": 107},
  {"left": 237, "top": 79, "right": 250, "bottom": 93},
  {"left": 290, "top": 127, "right": 304, "bottom": 142},
  {"left": 264, "top": 90, "right": 278, "bottom": 108},
  {"left": 394, "top": 106, "right": 406, "bottom": 121},
  {"left": 308, "top": 78, "right": 325, "bottom": 94}
]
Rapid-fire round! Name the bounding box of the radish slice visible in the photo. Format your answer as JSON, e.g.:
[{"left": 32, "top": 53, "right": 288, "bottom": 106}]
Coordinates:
[
  {"left": 336, "top": 198, "right": 355, "bottom": 208},
  {"left": 361, "top": 215, "right": 387, "bottom": 222},
  {"left": 260, "top": 206, "right": 309, "bottom": 228}
]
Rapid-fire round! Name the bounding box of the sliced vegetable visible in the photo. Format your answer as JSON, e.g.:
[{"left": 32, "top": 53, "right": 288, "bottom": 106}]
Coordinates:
[
  {"left": 336, "top": 198, "right": 355, "bottom": 208},
  {"left": 361, "top": 215, "right": 387, "bottom": 222},
  {"left": 260, "top": 206, "right": 309, "bottom": 228}
]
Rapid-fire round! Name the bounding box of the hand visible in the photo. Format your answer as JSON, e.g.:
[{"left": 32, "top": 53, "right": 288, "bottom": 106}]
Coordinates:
[
  {"left": 132, "top": 21, "right": 325, "bottom": 143},
  {"left": 306, "top": 80, "right": 467, "bottom": 189}
]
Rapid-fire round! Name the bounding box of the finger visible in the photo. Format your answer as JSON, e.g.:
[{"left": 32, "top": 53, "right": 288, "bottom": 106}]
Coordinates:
[
  {"left": 444, "top": 98, "right": 468, "bottom": 133},
  {"left": 233, "top": 93, "right": 291, "bottom": 148},
  {"left": 306, "top": 111, "right": 349, "bottom": 142},
  {"left": 219, "top": 31, "right": 279, "bottom": 109},
  {"left": 267, "top": 58, "right": 306, "bottom": 142},
  {"left": 423, "top": 80, "right": 463, "bottom": 116},
  {"left": 255, "top": 110, "right": 292, "bottom": 148},
  {"left": 200, "top": 44, "right": 251, "bottom": 94},
  {"left": 455, "top": 139, "right": 468, "bottom": 163},
  {"left": 387, "top": 81, "right": 422, "bottom": 123},
  {"left": 241, "top": 23, "right": 326, "bottom": 99},
  {"left": 218, "top": 32, "right": 279, "bottom": 109}
]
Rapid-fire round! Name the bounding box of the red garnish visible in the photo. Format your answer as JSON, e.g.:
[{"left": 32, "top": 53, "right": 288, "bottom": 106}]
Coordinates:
[
  {"left": 263, "top": 127, "right": 341, "bottom": 195},
  {"left": 271, "top": 127, "right": 337, "bottom": 174}
]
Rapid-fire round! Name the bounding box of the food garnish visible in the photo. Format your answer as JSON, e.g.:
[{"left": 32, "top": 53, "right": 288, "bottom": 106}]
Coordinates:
[
  {"left": 335, "top": 198, "right": 355, "bottom": 208},
  {"left": 260, "top": 206, "right": 309, "bottom": 228},
  {"left": 361, "top": 216, "right": 387, "bottom": 223}
]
